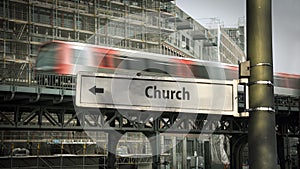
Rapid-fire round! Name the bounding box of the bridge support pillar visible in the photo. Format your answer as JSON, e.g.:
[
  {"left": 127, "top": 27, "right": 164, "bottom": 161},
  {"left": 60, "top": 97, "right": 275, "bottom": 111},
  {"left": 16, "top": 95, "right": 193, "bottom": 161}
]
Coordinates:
[
  {"left": 277, "top": 135, "right": 286, "bottom": 169},
  {"left": 230, "top": 134, "right": 247, "bottom": 169},
  {"left": 182, "top": 137, "right": 188, "bottom": 169},
  {"left": 204, "top": 141, "right": 211, "bottom": 169},
  {"left": 107, "top": 131, "right": 124, "bottom": 169},
  {"left": 144, "top": 131, "right": 161, "bottom": 169},
  {"left": 172, "top": 136, "right": 177, "bottom": 169}
]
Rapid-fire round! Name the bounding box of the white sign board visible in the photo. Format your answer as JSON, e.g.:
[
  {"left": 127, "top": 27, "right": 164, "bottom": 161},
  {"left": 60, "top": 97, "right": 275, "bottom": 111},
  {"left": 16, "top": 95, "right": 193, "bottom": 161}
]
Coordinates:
[{"left": 75, "top": 72, "right": 238, "bottom": 116}]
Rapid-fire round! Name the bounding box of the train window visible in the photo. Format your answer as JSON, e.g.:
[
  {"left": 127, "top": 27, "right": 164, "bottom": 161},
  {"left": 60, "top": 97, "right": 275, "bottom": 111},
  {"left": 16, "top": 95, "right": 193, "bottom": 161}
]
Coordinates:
[
  {"left": 274, "top": 74, "right": 300, "bottom": 89},
  {"left": 128, "top": 57, "right": 148, "bottom": 71},
  {"left": 92, "top": 51, "right": 102, "bottom": 66},
  {"left": 175, "top": 64, "right": 194, "bottom": 78},
  {"left": 205, "top": 66, "right": 227, "bottom": 80},
  {"left": 100, "top": 53, "right": 111, "bottom": 68},
  {"left": 112, "top": 55, "right": 122, "bottom": 69},
  {"left": 36, "top": 43, "right": 57, "bottom": 68},
  {"left": 100, "top": 56, "right": 109, "bottom": 68},
  {"left": 225, "top": 69, "right": 238, "bottom": 80},
  {"left": 274, "top": 76, "right": 293, "bottom": 89},
  {"left": 146, "top": 60, "right": 169, "bottom": 75},
  {"left": 117, "top": 56, "right": 135, "bottom": 70},
  {"left": 94, "top": 49, "right": 117, "bottom": 69},
  {"left": 273, "top": 77, "right": 282, "bottom": 88},
  {"left": 192, "top": 65, "right": 209, "bottom": 79},
  {"left": 72, "top": 49, "right": 88, "bottom": 65},
  {"left": 92, "top": 49, "right": 105, "bottom": 67}
]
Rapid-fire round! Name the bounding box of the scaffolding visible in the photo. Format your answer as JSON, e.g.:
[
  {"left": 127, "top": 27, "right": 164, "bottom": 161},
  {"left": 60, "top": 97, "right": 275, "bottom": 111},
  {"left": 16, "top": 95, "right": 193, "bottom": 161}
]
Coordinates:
[
  {"left": 0, "top": 0, "right": 177, "bottom": 81},
  {"left": 0, "top": 0, "right": 245, "bottom": 83}
]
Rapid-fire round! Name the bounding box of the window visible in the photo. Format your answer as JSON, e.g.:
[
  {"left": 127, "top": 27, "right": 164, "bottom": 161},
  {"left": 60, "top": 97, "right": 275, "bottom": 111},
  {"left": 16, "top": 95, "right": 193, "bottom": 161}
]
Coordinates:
[{"left": 36, "top": 43, "right": 57, "bottom": 69}]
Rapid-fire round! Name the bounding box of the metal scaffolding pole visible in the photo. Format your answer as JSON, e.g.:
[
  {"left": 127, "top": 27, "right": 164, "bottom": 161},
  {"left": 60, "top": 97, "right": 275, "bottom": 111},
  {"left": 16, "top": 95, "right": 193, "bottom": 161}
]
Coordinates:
[{"left": 247, "top": 0, "right": 278, "bottom": 168}]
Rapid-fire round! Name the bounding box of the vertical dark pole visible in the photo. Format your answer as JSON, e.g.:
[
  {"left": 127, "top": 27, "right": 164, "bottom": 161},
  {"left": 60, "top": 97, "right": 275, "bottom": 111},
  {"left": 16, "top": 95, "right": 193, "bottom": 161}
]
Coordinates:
[
  {"left": 144, "top": 119, "right": 161, "bottom": 169},
  {"left": 247, "top": 0, "right": 278, "bottom": 169},
  {"left": 144, "top": 131, "right": 161, "bottom": 169},
  {"left": 204, "top": 141, "right": 211, "bottom": 169},
  {"left": 277, "top": 135, "right": 285, "bottom": 169},
  {"left": 107, "top": 131, "right": 123, "bottom": 169}
]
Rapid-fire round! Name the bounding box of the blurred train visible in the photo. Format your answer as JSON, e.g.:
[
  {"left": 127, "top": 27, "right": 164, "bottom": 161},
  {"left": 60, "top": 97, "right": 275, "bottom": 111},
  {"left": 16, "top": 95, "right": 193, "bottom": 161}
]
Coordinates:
[{"left": 35, "top": 40, "right": 299, "bottom": 94}]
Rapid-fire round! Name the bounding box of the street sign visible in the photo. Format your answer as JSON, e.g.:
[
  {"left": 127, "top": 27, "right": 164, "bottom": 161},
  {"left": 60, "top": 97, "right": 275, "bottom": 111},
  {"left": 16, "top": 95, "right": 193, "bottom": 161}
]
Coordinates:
[{"left": 75, "top": 72, "right": 238, "bottom": 116}]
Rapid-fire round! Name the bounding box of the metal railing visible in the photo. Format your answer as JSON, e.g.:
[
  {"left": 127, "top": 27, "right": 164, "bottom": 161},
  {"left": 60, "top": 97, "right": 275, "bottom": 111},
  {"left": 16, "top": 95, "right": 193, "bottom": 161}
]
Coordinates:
[
  {"left": 0, "top": 66, "right": 75, "bottom": 90},
  {"left": 35, "top": 73, "right": 75, "bottom": 89}
]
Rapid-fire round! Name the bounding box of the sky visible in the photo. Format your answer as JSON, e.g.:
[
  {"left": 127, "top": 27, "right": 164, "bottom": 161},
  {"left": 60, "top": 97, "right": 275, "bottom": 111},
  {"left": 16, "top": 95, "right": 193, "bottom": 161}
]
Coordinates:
[{"left": 176, "top": 0, "right": 300, "bottom": 74}]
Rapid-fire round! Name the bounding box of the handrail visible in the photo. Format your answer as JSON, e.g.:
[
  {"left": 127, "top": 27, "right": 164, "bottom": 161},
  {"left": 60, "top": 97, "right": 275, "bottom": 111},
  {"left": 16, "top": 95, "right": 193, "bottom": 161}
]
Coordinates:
[{"left": 0, "top": 66, "right": 75, "bottom": 90}]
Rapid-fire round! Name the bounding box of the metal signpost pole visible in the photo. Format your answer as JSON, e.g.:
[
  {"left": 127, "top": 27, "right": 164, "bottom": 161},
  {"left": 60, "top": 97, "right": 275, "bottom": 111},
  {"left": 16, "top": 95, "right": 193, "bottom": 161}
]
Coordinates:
[{"left": 247, "top": 0, "right": 278, "bottom": 168}]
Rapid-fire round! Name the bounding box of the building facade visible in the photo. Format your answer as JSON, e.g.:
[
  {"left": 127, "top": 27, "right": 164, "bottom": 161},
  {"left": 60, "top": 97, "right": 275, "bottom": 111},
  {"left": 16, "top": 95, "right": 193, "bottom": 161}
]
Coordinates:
[{"left": 0, "top": 0, "right": 245, "bottom": 82}]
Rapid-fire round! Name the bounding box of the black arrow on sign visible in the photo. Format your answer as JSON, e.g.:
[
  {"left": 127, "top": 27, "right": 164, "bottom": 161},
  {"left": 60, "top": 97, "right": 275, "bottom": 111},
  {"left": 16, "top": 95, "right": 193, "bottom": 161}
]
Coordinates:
[{"left": 89, "top": 86, "right": 104, "bottom": 95}]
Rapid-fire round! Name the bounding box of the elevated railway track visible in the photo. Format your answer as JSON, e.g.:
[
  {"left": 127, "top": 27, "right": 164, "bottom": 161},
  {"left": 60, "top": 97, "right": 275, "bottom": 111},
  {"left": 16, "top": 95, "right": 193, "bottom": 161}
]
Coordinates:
[
  {"left": 0, "top": 73, "right": 298, "bottom": 135},
  {"left": 0, "top": 65, "right": 298, "bottom": 169}
]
